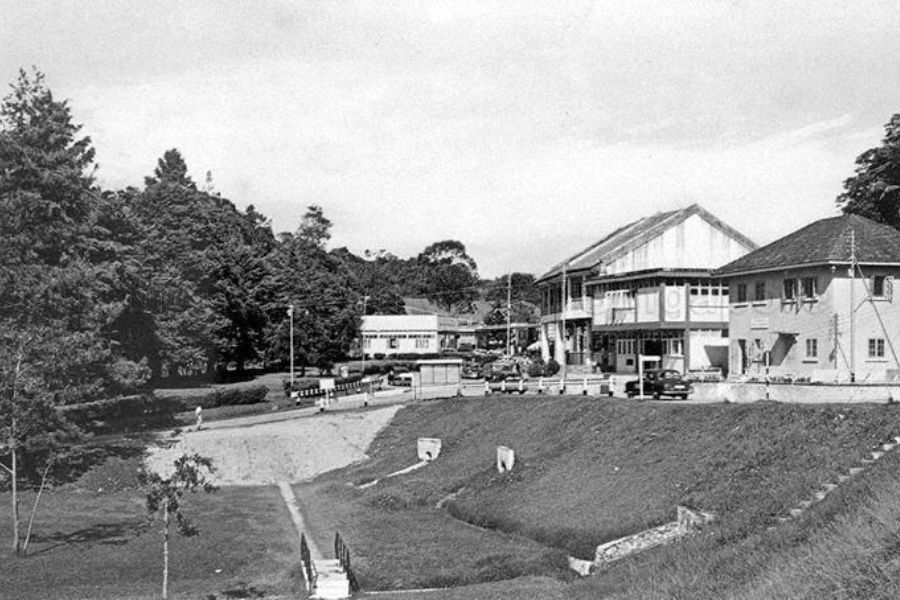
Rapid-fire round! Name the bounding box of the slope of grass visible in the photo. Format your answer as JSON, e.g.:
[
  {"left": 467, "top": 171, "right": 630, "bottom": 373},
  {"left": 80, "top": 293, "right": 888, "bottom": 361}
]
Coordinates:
[
  {"left": 0, "top": 435, "right": 301, "bottom": 599},
  {"left": 297, "top": 395, "right": 900, "bottom": 593}
]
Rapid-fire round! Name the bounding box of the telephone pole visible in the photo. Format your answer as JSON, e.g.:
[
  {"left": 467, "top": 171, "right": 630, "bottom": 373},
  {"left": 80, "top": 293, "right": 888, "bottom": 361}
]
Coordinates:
[
  {"left": 849, "top": 229, "right": 856, "bottom": 383},
  {"left": 287, "top": 305, "right": 295, "bottom": 387},
  {"left": 506, "top": 271, "right": 512, "bottom": 356}
]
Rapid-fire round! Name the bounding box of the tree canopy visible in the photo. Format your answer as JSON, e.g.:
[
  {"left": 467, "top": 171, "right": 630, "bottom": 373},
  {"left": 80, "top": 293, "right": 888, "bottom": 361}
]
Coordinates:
[{"left": 838, "top": 113, "right": 900, "bottom": 228}]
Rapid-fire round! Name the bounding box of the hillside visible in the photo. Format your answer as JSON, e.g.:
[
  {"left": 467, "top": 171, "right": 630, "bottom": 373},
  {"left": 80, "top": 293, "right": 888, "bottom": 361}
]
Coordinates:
[{"left": 296, "top": 396, "right": 900, "bottom": 596}]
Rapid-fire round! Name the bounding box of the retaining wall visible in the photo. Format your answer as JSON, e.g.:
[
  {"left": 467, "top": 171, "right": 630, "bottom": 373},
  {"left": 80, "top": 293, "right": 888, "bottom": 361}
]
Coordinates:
[{"left": 693, "top": 381, "right": 900, "bottom": 404}]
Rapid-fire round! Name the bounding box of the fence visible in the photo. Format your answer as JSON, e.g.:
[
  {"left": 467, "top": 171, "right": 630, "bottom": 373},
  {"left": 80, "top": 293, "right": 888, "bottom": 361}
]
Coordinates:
[
  {"left": 300, "top": 533, "right": 317, "bottom": 591},
  {"left": 334, "top": 531, "right": 359, "bottom": 593},
  {"left": 413, "top": 376, "right": 611, "bottom": 400}
]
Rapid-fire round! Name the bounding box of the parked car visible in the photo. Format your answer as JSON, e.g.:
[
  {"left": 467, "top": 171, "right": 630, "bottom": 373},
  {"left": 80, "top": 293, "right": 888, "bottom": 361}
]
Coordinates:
[
  {"left": 388, "top": 367, "right": 413, "bottom": 386},
  {"left": 624, "top": 369, "right": 692, "bottom": 400}
]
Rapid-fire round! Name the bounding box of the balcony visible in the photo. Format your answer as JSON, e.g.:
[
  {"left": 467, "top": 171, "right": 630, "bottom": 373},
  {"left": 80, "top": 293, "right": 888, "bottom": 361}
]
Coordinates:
[{"left": 540, "top": 298, "right": 593, "bottom": 323}]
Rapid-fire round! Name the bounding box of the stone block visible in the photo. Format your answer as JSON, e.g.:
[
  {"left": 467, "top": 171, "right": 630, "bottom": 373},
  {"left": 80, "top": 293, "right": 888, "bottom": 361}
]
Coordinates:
[
  {"left": 677, "top": 505, "right": 717, "bottom": 534},
  {"left": 417, "top": 437, "right": 442, "bottom": 461},
  {"left": 497, "top": 446, "right": 515, "bottom": 473}
]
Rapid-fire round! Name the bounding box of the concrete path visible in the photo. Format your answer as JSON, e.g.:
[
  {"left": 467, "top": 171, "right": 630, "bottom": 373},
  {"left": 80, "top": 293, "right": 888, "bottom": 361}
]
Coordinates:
[{"left": 278, "top": 481, "right": 322, "bottom": 558}]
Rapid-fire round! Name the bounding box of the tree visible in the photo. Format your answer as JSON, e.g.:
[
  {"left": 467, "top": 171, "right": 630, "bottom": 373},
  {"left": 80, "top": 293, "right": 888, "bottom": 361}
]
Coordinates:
[
  {"left": 837, "top": 113, "right": 900, "bottom": 228},
  {"left": 297, "top": 204, "right": 332, "bottom": 248},
  {"left": 416, "top": 240, "right": 480, "bottom": 311},
  {"left": 141, "top": 454, "right": 217, "bottom": 600},
  {"left": 128, "top": 151, "right": 275, "bottom": 379},
  {"left": 0, "top": 331, "right": 81, "bottom": 555},
  {"left": 0, "top": 69, "right": 117, "bottom": 554},
  {"left": 262, "top": 208, "right": 361, "bottom": 373}
]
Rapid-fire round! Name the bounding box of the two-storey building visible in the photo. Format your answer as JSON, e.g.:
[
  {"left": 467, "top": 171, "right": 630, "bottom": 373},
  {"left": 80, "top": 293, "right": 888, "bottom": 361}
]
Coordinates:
[
  {"left": 717, "top": 214, "right": 900, "bottom": 382},
  {"left": 537, "top": 204, "right": 756, "bottom": 373}
]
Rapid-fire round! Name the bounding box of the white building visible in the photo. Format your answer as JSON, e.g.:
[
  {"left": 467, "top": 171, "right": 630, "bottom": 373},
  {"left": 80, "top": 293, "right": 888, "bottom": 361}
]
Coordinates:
[
  {"left": 537, "top": 204, "right": 757, "bottom": 373},
  {"left": 360, "top": 314, "right": 458, "bottom": 357}
]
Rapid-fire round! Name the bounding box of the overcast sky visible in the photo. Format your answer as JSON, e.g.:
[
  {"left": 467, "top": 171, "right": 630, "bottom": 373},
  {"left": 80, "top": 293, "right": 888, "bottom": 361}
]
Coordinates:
[{"left": 3, "top": 1, "right": 900, "bottom": 277}]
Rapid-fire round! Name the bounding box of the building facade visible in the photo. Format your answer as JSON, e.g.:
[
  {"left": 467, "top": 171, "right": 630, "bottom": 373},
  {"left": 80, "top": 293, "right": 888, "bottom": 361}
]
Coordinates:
[
  {"left": 360, "top": 315, "right": 458, "bottom": 357},
  {"left": 537, "top": 204, "right": 756, "bottom": 373},
  {"left": 718, "top": 214, "right": 900, "bottom": 382}
]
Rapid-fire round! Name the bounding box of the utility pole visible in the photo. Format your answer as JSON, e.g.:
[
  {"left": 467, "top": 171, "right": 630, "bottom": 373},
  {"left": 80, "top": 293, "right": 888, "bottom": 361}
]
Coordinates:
[
  {"left": 288, "top": 305, "right": 295, "bottom": 387},
  {"left": 506, "top": 271, "right": 512, "bottom": 356},
  {"left": 361, "top": 295, "right": 370, "bottom": 374},
  {"left": 561, "top": 265, "right": 568, "bottom": 381},
  {"left": 849, "top": 229, "right": 856, "bottom": 383}
]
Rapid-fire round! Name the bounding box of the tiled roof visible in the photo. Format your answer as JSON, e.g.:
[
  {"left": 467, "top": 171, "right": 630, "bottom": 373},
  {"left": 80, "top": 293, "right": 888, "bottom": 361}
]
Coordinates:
[
  {"left": 537, "top": 203, "right": 755, "bottom": 282},
  {"left": 717, "top": 214, "right": 900, "bottom": 275}
]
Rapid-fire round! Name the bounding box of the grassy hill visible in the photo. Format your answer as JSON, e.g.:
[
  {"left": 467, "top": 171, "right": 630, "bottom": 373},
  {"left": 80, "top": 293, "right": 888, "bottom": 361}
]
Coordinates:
[{"left": 296, "top": 395, "right": 900, "bottom": 596}]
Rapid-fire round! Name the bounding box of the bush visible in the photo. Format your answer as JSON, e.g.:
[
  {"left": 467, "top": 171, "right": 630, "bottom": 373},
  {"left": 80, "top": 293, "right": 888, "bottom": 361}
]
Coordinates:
[
  {"left": 60, "top": 394, "right": 184, "bottom": 433},
  {"left": 526, "top": 358, "right": 545, "bottom": 378},
  {"left": 201, "top": 385, "right": 269, "bottom": 408},
  {"left": 544, "top": 358, "right": 560, "bottom": 377},
  {"left": 373, "top": 353, "right": 386, "bottom": 360}
]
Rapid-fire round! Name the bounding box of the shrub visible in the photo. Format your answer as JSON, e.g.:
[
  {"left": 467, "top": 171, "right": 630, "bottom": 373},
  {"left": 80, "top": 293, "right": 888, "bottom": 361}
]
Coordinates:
[
  {"left": 283, "top": 378, "right": 321, "bottom": 397},
  {"left": 373, "top": 353, "right": 386, "bottom": 360},
  {"left": 526, "top": 359, "right": 545, "bottom": 378},
  {"left": 60, "top": 394, "right": 184, "bottom": 432},
  {"left": 544, "top": 358, "right": 560, "bottom": 377},
  {"left": 202, "top": 385, "right": 269, "bottom": 408}
]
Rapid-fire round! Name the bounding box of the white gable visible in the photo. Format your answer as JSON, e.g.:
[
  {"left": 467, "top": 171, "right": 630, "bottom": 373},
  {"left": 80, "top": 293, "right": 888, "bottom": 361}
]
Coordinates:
[{"left": 606, "top": 213, "right": 754, "bottom": 275}]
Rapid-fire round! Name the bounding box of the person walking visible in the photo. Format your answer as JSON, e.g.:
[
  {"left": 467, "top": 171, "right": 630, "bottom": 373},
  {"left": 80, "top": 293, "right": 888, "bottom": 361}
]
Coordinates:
[{"left": 195, "top": 405, "right": 203, "bottom": 431}]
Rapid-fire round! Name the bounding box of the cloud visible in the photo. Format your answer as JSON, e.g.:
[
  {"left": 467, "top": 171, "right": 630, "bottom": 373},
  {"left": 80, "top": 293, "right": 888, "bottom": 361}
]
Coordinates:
[{"left": 5, "top": 1, "right": 900, "bottom": 277}]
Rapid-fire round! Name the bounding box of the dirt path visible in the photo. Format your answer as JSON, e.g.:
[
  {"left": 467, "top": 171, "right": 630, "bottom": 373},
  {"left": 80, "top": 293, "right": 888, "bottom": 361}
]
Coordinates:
[{"left": 146, "top": 405, "right": 402, "bottom": 485}]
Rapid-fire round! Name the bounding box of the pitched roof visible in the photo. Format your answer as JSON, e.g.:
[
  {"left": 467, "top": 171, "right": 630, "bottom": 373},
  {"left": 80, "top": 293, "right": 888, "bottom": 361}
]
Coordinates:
[
  {"left": 717, "top": 214, "right": 900, "bottom": 275},
  {"left": 537, "top": 203, "right": 755, "bottom": 282},
  {"left": 402, "top": 297, "right": 494, "bottom": 325}
]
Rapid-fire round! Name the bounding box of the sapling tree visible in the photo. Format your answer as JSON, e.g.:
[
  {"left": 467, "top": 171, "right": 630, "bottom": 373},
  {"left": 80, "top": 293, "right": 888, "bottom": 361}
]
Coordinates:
[{"left": 141, "top": 453, "right": 217, "bottom": 599}]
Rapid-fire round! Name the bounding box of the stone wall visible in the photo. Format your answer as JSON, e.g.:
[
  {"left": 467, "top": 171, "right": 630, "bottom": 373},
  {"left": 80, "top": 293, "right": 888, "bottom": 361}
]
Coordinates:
[{"left": 693, "top": 381, "right": 900, "bottom": 404}]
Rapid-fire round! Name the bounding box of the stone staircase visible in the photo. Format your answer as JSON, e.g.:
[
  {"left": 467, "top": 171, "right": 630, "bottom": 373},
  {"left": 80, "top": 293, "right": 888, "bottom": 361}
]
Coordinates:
[
  {"left": 771, "top": 435, "right": 900, "bottom": 528},
  {"left": 310, "top": 559, "right": 350, "bottom": 599}
]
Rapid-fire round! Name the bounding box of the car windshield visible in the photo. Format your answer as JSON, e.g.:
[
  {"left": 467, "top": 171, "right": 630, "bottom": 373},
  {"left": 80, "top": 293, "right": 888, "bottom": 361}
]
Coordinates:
[{"left": 660, "top": 371, "right": 681, "bottom": 379}]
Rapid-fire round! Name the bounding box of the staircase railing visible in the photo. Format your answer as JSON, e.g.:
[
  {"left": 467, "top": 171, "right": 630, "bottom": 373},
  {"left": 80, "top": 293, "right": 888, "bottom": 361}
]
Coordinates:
[
  {"left": 300, "top": 533, "right": 317, "bottom": 591},
  {"left": 334, "top": 531, "right": 360, "bottom": 592}
]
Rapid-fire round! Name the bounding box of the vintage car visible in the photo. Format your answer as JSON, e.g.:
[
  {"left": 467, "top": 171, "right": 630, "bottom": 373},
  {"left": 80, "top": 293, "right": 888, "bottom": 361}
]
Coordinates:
[{"left": 624, "top": 369, "right": 692, "bottom": 400}]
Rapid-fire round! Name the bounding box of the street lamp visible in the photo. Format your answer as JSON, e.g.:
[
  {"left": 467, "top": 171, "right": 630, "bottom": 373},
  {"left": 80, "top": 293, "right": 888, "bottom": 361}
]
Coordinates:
[{"left": 287, "top": 304, "right": 294, "bottom": 388}]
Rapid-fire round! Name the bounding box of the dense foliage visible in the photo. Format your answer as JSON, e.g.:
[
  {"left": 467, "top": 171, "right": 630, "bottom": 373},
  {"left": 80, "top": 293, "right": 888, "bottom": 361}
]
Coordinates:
[{"left": 838, "top": 113, "right": 900, "bottom": 227}]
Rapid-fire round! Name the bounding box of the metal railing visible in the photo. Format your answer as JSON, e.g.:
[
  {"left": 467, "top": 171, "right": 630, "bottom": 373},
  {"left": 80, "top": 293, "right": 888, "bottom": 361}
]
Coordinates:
[
  {"left": 334, "top": 531, "right": 359, "bottom": 592},
  {"left": 300, "top": 533, "right": 317, "bottom": 591}
]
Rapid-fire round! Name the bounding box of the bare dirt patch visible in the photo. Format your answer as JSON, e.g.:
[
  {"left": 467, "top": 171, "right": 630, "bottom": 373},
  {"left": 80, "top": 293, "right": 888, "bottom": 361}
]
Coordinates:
[{"left": 146, "top": 406, "right": 401, "bottom": 485}]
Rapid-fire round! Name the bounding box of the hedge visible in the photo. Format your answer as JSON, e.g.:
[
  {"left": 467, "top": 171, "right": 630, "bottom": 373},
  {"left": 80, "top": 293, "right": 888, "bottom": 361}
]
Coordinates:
[{"left": 61, "top": 385, "right": 271, "bottom": 429}]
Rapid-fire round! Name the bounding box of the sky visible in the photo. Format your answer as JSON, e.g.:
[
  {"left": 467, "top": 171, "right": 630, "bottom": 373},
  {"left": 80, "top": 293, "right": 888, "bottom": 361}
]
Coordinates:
[{"left": 3, "top": 1, "right": 900, "bottom": 277}]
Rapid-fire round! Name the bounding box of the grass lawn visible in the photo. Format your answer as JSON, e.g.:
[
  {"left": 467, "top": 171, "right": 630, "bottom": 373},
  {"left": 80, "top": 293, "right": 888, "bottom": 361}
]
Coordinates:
[
  {"left": 0, "top": 435, "right": 301, "bottom": 600},
  {"left": 296, "top": 394, "right": 900, "bottom": 595}
]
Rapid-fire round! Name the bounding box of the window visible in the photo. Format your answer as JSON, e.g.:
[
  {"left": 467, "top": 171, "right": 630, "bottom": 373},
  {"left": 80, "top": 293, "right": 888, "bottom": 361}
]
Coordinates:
[
  {"left": 805, "top": 338, "right": 818, "bottom": 358},
  {"left": 363, "top": 337, "right": 371, "bottom": 349},
  {"left": 783, "top": 278, "right": 797, "bottom": 301},
  {"left": 415, "top": 338, "right": 429, "bottom": 349},
  {"left": 801, "top": 277, "right": 817, "bottom": 300},
  {"left": 388, "top": 337, "right": 398, "bottom": 349},
  {"left": 617, "top": 339, "right": 635, "bottom": 355},
  {"left": 736, "top": 283, "right": 748, "bottom": 303},
  {"left": 869, "top": 338, "right": 886, "bottom": 359},
  {"left": 664, "top": 339, "right": 683, "bottom": 355},
  {"left": 872, "top": 275, "right": 892, "bottom": 299},
  {"left": 755, "top": 281, "right": 766, "bottom": 302},
  {"left": 570, "top": 277, "right": 582, "bottom": 299}
]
